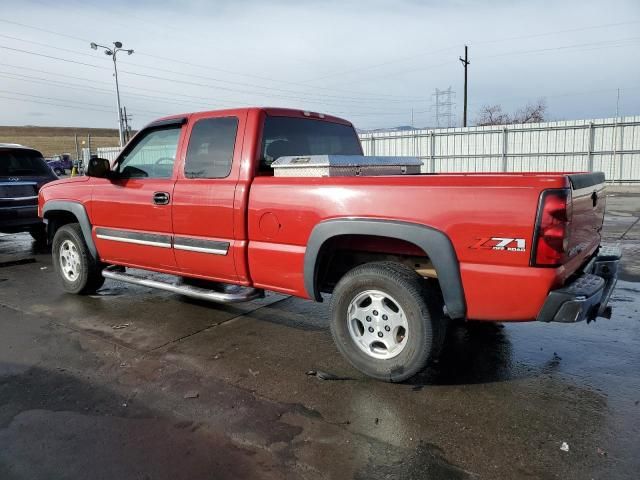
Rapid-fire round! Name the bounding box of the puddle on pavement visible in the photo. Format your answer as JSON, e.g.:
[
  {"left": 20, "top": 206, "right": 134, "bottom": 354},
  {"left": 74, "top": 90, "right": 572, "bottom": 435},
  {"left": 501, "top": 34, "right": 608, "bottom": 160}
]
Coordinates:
[{"left": 0, "top": 258, "right": 36, "bottom": 268}]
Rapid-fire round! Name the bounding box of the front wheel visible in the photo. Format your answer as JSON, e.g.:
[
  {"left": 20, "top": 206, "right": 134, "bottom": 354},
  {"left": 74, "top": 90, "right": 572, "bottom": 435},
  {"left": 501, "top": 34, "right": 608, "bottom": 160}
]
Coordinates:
[
  {"left": 52, "top": 223, "right": 105, "bottom": 294},
  {"left": 330, "top": 262, "right": 437, "bottom": 382}
]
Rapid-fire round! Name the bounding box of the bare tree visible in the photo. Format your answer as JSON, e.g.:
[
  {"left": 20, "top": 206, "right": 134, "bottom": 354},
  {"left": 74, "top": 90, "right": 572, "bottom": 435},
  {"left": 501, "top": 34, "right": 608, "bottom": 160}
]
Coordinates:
[
  {"left": 512, "top": 99, "right": 547, "bottom": 124},
  {"left": 475, "top": 105, "right": 511, "bottom": 126},
  {"left": 475, "top": 99, "right": 547, "bottom": 126}
]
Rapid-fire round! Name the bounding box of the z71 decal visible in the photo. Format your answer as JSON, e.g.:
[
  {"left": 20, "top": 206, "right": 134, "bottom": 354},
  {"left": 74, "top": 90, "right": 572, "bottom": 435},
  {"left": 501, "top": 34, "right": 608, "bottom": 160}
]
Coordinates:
[{"left": 470, "top": 237, "right": 526, "bottom": 252}]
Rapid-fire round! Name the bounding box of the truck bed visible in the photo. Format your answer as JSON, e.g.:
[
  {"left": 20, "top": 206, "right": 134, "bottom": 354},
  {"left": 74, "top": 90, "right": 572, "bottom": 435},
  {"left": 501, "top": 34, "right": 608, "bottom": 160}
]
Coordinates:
[{"left": 247, "top": 172, "right": 604, "bottom": 321}]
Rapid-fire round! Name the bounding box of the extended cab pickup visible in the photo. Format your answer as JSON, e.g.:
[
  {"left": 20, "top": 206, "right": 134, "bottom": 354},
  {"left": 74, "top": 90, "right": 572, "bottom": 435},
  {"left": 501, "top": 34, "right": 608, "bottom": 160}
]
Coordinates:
[{"left": 39, "top": 107, "right": 620, "bottom": 382}]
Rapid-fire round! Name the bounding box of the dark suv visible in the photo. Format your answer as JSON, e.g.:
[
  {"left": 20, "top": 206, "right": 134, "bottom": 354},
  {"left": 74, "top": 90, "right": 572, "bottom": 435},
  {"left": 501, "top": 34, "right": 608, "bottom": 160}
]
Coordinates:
[{"left": 1, "top": 144, "right": 57, "bottom": 242}]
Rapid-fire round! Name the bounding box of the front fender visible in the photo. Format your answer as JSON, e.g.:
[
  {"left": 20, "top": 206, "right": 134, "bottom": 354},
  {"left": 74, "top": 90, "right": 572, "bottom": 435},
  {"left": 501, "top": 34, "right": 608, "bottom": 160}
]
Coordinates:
[{"left": 42, "top": 200, "right": 97, "bottom": 260}]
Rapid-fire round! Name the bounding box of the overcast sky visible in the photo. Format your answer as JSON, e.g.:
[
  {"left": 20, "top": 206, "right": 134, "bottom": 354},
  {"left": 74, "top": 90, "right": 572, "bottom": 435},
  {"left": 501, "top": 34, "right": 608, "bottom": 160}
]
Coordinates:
[{"left": 0, "top": 0, "right": 638, "bottom": 130}]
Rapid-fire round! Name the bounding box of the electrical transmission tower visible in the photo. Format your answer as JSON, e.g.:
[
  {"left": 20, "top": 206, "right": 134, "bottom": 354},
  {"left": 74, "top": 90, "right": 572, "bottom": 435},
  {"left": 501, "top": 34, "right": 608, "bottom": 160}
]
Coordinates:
[{"left": 432, "top": 87, "right": 455, "bottom": 128}]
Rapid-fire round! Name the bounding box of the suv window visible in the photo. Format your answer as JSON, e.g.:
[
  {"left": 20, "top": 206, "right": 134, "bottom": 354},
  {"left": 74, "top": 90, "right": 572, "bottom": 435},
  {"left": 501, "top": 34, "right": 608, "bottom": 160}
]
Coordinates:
[
  {"left": 184, "top": 117, "right": 238, "bottom": 179},
  {"left": 118, "top": 127, "right": 181, "bottom": 179},
  {"left": 0, "top": 148, "right": 50, "bottom": 177},
  {"left": 260, "top": 116, "right": 362, "bottom": 172}
]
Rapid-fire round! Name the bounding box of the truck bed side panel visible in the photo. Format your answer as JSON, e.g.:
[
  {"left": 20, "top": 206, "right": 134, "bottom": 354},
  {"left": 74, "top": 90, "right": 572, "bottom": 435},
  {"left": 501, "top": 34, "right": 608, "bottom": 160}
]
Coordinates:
[{"left": 247, "top": 175, "right": 564, "bottom": 317}]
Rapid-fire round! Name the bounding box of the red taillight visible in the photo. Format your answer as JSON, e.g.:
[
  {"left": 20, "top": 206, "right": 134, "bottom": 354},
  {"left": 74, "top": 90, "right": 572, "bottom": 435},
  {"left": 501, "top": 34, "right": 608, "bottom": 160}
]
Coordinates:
[{"left": 532, "top": 189, "right": 572, "bottom": 266}]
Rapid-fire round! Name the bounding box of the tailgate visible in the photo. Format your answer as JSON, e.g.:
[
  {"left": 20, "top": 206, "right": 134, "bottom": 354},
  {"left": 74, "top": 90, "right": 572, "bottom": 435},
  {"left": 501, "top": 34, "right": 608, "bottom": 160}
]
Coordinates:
[{"left": 567, "top": 172, "right": 606, "bottom": 261}]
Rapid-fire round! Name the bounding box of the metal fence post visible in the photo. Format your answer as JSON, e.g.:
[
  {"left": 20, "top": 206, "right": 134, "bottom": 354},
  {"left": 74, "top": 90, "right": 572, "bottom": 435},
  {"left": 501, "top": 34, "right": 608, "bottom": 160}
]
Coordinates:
[
  {"left": 587, "top": 122, "right": 595, "bottom": 172},
  {"left": 430, "top": 131, "right": 436, "bottom": 173},
  {"left": 74, "top": 134, "right": 80, "bottom": 163},
  {"left": 370, "top": 136, "right": 376, "bottom": 156},
  {"left": 501, "top": 128, "right": 508, "bottom": 172}
]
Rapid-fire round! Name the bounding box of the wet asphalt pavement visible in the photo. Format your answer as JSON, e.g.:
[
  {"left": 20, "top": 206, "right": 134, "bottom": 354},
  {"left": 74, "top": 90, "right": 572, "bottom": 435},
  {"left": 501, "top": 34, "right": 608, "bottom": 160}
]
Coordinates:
[{"left": 0, "top": 194, "right": 639, "bottom": 479}]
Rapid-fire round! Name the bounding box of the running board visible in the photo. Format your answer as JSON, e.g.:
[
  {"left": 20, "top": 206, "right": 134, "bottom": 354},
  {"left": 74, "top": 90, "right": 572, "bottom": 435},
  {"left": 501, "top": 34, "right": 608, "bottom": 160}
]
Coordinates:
[{"left": 102, "top": 266, "right": 264, "bottom": 304}]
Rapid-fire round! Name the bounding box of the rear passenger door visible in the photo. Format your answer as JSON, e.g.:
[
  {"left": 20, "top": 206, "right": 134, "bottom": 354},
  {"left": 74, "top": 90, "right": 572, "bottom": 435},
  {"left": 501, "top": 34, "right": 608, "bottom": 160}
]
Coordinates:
[{"left": 172, "top": 111, "right": 245, "bottom": 282}]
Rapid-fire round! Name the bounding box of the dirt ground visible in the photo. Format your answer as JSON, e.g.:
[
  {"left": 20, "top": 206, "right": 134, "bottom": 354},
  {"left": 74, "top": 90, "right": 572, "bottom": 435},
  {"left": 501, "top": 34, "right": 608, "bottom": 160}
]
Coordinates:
[
  {"left": 0, "top": 194, "right": 638, "bottom": 479},
  {"left": 0, "top": 125, "right": 119, "bottom": 157}
]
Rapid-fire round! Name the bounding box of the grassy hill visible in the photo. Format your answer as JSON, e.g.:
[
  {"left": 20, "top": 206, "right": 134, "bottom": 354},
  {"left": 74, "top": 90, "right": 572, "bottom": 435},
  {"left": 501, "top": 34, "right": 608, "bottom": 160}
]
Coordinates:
[{"left": 0, "top": 125, "right": 120, "bottom": 158}]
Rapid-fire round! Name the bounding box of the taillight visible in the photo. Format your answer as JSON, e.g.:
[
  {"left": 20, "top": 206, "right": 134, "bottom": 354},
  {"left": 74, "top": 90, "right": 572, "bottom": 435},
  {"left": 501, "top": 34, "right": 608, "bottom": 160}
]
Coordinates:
[{"left": 531, "top": 188, "right": 572, "bottom": 267}]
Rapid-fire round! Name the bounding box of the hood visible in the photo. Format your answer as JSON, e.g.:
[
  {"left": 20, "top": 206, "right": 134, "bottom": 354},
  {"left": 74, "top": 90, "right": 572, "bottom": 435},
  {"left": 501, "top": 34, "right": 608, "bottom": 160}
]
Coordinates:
[{"left": 39, "top": 175, "right": 90, "bottom": 191}]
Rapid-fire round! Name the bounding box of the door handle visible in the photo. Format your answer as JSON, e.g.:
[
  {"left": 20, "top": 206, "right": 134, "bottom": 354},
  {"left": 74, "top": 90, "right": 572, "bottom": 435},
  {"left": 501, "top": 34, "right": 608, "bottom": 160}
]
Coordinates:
[{"left": 153, "top": 192, "right": 170, "bottom": 205}]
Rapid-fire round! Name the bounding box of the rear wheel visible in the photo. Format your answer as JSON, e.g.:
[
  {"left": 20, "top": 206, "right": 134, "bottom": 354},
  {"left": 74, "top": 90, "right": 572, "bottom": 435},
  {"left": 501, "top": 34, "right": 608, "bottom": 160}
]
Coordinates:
[
  {"left": 52, "top": 223, "right": 105, "bottom": 294},
  {"left": 330, "top": 262, "right": 439, "bottom": 382}
]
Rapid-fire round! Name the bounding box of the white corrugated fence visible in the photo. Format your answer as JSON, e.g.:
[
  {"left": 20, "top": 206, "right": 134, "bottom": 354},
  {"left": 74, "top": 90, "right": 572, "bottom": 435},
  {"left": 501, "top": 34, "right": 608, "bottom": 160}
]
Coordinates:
[
  {"left": 359, "top": 116, "right": 640, "bottom": 182},
  {"left": 91, "top": 115, "right": 640, "bottom": 182}
]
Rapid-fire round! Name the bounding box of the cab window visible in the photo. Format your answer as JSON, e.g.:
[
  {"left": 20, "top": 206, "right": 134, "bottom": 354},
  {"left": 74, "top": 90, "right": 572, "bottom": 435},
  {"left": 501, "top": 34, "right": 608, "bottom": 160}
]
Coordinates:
[
  {"left": 259, "top": 116, "right": 362, "bottom": 173},
  {"left": 184, "top": 117, "right": 238, "bottom": 179},
  {"left": 118, "top": 127, "right": 181, "bottom": 179}
]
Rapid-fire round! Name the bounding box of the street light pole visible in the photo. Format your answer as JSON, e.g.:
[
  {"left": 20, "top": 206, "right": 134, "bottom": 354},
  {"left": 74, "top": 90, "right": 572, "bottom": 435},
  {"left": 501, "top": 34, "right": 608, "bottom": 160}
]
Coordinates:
[
  {"left": 90, "top": 41, "right": 134, "bottom": 147},
  {"left": 112, "top": 52, "right": 124, "bottom": 146}
]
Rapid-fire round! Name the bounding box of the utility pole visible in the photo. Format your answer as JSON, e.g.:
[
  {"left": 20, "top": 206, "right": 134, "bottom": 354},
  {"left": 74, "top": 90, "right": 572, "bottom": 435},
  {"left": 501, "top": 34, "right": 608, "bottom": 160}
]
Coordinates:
[
  {"left": 90, "top": 41, "right": 134, "bottom": 147},
  {"left": 459, "top": 45, "right": 470, "bottom": 127},
  {"left": 122, "top": 106, "right": 133, "bottom": 142},
  {"left": 613, "top": 88, "right": 621, "bottom": 183}
]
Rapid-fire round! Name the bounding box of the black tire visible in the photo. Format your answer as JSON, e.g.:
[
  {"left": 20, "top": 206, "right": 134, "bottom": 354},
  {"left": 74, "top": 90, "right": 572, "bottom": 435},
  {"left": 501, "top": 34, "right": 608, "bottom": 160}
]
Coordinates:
[
  {"left": 29, "top": 224, "right": 48, "bottom": 244},
  {"left": 52, "top": 223, "right": 105, "bottom": 294},
  {"left": 330, "top": 261, "right": 439, "bottom": 382},
  {"left": 54, "top": 168, "right": 64, "bottom": 176}
]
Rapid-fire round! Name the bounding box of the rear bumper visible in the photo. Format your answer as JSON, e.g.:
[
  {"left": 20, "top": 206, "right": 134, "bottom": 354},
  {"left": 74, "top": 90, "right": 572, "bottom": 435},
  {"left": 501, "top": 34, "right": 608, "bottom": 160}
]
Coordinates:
[
  {"left": 537, "top": 246, "right": 621, "bottom": 323},
  {"left": 0, "top": 205, "right": 41, "bottom": 232}
]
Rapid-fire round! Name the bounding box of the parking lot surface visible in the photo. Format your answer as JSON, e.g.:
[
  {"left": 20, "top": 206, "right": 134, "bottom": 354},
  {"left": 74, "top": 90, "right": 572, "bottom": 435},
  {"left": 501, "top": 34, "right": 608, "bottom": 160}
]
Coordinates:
[{"left": 0, "top": 194, "right": 639, "bottom": 479}]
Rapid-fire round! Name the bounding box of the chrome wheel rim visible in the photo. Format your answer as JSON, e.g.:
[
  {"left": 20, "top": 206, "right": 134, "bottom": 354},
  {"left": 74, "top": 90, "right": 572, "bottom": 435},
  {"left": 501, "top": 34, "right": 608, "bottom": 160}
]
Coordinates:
[
  {"left": 347, "top": 289, "right": 408, "bottom": 360},
  {"left": 59, "top": 239, "right": 81, "bottom": 282}
]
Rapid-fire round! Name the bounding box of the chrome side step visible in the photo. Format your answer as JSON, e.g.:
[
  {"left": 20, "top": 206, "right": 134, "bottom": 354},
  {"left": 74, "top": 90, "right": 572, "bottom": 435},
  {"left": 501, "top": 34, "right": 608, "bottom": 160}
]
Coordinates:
[{"left": 102, "top": 266, "right": 264, "bottom": 304}]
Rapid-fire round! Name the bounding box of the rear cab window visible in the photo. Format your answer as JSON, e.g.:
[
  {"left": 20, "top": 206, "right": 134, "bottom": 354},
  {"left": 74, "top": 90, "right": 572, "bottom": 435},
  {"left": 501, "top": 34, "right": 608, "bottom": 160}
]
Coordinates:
[
  {"left": 0, "top": 148, "right": 50, "bottom": 177},
  {"left": 259, "top": 116, "right": 362, "bottom": 173},
  {"left": 184, "top": 117, "right": 238, "bottom": 179}
]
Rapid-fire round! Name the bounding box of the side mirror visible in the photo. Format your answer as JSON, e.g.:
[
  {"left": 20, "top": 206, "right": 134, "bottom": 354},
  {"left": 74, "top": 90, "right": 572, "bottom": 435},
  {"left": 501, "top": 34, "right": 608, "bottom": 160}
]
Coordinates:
[{"left": 86, "top": 158, "right": 112, "bottom": 178}]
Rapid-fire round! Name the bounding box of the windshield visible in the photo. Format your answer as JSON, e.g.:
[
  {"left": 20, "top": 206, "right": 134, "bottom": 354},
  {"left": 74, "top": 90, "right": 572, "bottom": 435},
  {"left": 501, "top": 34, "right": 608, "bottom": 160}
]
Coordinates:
[
  {"left": 260, "top": 116, "right": 362, "bottom": 172},
  {"left": 0, "top": 149, "right": 50, "bottom": 176}
]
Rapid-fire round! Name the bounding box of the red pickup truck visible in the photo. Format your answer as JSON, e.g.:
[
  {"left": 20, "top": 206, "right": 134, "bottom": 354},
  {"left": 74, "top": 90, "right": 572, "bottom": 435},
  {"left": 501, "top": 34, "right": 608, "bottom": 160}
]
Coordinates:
[{"left": 39, "top": 107, "right": 620, "bottom": 382}]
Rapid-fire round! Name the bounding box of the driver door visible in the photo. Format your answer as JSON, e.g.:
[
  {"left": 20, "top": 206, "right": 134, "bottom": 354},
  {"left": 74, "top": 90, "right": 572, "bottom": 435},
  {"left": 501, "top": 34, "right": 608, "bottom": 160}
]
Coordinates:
[{"left": 91, "top": 121, "right": 184, "bottom": 270}]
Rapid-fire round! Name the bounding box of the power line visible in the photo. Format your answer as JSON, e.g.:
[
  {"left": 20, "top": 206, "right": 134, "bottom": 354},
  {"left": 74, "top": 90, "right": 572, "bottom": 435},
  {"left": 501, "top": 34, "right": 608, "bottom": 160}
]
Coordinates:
[
  {"left": 0, "top": 94, "right": 114, "bottom": 114},
  {"left": 0, "top": 18, "right": 90, "bottom": 43},
  {"left": 0, "top": 71, "right": 226, "bottom": 112},
  {"left": 0, "top": 68, "right": 415, "bottom": 118},
  {"left": 326, "top": 36, "right": 640, "bottom": 89},
  {"left": 115, "top": 59, "right": 414, "bottom": 105},
  {"left": 469, "top": 19, "right": 640, "bottom": 46},
  {"left": 0, "top": 89, "right": 167, "bottom": 116},
  {"left": 480, "top": 36, "right": 640, "bottom": 60},
  {"left": 300, "top": 46, "right": 460, "bottom": 84},
  {"left": 0, "top": 26, "right": 416, "bottom": 104},
  {"left": 0, "top": 44, "right": 105, "bottom": 70},
  {"left": 0, "top": 10, "right": 414, "bottom": 100},
  {"left": 298, "top": 19, "right": 640, "bottom": 84},
  {"left": 0, "top": 33, "right": 104, "bottom": 60},
  {"left": 0, "top": 43, "right": 417, "bottom": 108},
  {"left": 1, "top": 63, "right": 239, "bottom": 107}
]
